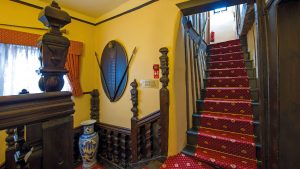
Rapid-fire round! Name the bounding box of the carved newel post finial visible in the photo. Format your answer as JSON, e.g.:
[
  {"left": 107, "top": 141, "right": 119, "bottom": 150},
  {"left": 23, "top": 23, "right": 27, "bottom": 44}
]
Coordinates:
[
  {"left": 37, "top": 1, "right": 71, "bottom": 92},
  {"left": 130, "top": 79, "right": 138, "bottom": 119},
  {"left": 159, "top": 47, "right": 169, "bottom": 88}
]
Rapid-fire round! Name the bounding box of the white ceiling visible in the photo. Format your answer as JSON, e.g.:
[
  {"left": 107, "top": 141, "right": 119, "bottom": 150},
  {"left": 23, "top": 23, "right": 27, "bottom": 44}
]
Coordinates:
[{"left": 40, "top": 0, "right": 129, "bottom": 18}]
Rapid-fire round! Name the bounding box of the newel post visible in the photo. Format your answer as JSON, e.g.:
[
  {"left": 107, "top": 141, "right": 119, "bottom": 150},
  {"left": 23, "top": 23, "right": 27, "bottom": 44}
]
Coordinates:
[
  {"left": 130, "top": 79, "right": 139, "bottom": 163},
  {"left": 159, "top": 47, "right": 169, "bottom": 156}
]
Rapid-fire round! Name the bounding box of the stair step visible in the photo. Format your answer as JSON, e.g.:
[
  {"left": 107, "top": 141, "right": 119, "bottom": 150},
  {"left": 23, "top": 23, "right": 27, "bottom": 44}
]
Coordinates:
[
  {"left": 208, "top": 51, "right": 244, "bottom": 61},
  {"left": 206, "top": 68, "right": 256, "bottom": 78},
  {"left": 191, "top": 113, "right": 261, "bottom": 146},
  {"left": 210, "top": 45, "right": 242, "bottom": 55},
  {"left": 201, "top": 87, "right": 259, "bottom": 101},
  {"left": 204, "top": 77, "right": 257, "bottom": 88},
  {"left": 208, "top": 59, "right": 253, "bottom": 69},
  {"left": 196, "top": 100, "right": 258, "bottom": 116},
  {"left": 193, "top": 112, "right": 255, "bottom": 135},
  {"left": 182, "top": 145, "right": 260, "bottom": 169},
  {"left": 195, "top": 147, "right": 259, "bottom": 169},
  {"left": 186, "top": 128, "right": 260, "bottom": 160},
  {"left": 209, "top": 39, "right": 241, "bottom": 49}
]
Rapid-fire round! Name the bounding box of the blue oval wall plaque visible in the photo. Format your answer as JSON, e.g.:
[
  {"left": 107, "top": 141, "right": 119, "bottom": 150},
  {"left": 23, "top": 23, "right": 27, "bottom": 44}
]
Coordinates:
[{"left": 100, "top": 40, "right": 128, "bottom": 102}]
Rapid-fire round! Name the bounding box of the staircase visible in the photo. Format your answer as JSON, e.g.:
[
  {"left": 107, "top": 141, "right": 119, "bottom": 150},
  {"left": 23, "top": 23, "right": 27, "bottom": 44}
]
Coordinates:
[{"left": 182, "top": 39, "right": 261, "bottom": 169}]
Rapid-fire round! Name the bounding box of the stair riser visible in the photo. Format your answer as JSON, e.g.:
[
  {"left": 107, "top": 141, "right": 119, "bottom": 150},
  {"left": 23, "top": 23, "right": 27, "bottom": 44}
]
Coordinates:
[
  {"left": 204, "top": 78, "right": 257, "bottom": 89},
  {"left": 209, "top": 46, "right": 242, "bottom": 55},
  {"left": 186, "top": 132, "right": 261, "bottom": 160},
  {"left": 208, "top": 60, "right": 253, "bottom": 69},
  {"left": 206, "top": 52, "right": 249, "bottom": 63},
  {"left": 200, "top": 89, "right": 259, "bottom": 102},
  {"left": 206, "top": 68, "right": 256, "bottom": 78},
  {"left": 208, "top": 40, "right": 241, "bottom": 49}
]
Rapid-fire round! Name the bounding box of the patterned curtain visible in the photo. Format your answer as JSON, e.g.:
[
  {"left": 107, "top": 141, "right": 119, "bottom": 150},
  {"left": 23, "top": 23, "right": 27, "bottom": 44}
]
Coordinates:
[
  {"left": 0, "top": 28, "right": 83, "bottom": 96},
  {"left": 65, "top": 54, "right": 83, "bottom": 97}
]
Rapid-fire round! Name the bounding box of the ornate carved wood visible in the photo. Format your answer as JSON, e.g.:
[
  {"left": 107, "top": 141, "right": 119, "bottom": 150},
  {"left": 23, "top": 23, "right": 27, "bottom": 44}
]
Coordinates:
[
  {"left": 37, "top": 1, "right": 71, "bottom": 92},
  {"left": 83, "top": 89, "right": 100, "bottom": 122},
  {"left": 159, "top": 47, "right": 169, "bottom": 157},
  {"left": 130, "top": 79, "right": 139, "bottom": 163},
  {"left": 5, "top": 128, "right": 16, "bottom": 169}
]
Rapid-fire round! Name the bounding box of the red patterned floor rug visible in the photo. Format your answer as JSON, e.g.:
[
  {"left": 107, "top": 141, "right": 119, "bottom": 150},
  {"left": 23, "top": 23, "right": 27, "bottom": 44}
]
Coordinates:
[
  {"left": 75, "top": 163, "right": 104, "bottom": 169},
  {"left": 160, "top": 154, "right": 214, "bottom": 169}
]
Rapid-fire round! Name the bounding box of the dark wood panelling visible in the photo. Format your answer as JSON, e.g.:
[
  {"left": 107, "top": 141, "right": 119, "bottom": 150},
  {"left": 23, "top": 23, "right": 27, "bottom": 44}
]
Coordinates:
[
  {"left": 277, "top": 1, "right": 300, "bottom": 168},
  {"left": 0, "top": 92, "right": 74, "bottom": 130},
  {"left": 265, "top": 0, "right": 300, "bottom": 168},
  {"left": 177, "top": 0, "right": 255, "bottom": 16},
  {"left": 42, "top": 116, "right": 74, "bottom": 169}
]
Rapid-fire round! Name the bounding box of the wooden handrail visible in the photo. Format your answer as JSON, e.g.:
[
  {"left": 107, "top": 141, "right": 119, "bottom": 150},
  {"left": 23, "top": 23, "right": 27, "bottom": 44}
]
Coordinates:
[
  {"left": 0, "top": 92, "right": 74, "bottom": 130},
  {"left": 97, "top": 122, "right": 131, "bottom": 135},
  {"left": 137, "top": 110, "right": 160, "bottom": 126}
]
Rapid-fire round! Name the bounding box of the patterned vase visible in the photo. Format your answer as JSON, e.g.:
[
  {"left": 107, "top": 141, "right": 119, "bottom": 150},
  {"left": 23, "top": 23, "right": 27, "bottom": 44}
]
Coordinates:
[{"left": 79, "top": 120, "right": 99, "bottom": 169}]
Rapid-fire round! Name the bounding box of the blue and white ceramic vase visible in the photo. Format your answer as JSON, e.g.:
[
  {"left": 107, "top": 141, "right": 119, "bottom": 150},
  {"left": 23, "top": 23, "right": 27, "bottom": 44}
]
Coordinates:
[{"left": 79, "top": 119, "right": 99, "bottom": 169}]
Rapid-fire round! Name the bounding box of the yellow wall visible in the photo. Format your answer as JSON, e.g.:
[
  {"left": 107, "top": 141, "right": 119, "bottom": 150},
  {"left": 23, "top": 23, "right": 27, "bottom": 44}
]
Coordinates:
[
  {"left": 210, "top": 6, "right": 238, "bottom": 43},
  {"left": 247, "top": 23, "right": 258, "bottom": 76},
  {"left": 94, "top": 0, "right": 187, "bottom": 155},
  {"left": 0, "top": 0, "right": 189, "bottom": 163},
  {"left": 0, "top": 0, "right": 97, "bottom": 163}
]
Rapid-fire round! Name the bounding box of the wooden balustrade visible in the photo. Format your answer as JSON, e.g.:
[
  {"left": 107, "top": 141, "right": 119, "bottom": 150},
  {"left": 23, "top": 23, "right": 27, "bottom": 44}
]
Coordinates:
[
  {"left": 96, "top": 123, "right": 131, "bottom": 168},
  {"left": 183, "top": 14, "right": 208, "bottom": 129},
  {"left": 72, "top": 47, "right": 169, "bottom": 168}
]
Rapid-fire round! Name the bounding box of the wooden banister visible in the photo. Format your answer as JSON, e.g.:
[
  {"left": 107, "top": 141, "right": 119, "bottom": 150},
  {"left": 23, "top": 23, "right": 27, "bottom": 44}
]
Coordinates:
[
  {"left": 159, "top": 47, "right": 170, "bottom": 157},
  {"left": 0, "top": 92, "right": 74, "bottom": 129}
]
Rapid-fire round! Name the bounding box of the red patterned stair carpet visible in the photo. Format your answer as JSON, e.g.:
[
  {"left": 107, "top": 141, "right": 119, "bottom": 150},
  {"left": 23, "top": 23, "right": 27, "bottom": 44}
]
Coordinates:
[
  {"left": 195, "top": 39, "right": 258, "bottom": 169},
  {"left": 161, "top": 39, "right": 258, "bottom": 169},
  {"left": 160, "top": 154, "right": 214, "bottom": 169},
  {"left": 75, "top": 163, "right": 104, "bottom": 169}
]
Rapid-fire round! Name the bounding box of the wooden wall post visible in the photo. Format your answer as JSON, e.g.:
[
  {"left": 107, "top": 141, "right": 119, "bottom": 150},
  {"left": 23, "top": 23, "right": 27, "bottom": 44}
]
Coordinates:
[
  {"left": 130, "top": 79, "right": 139, "bottom": 163},
  {"left": 159, "top": 47, "right": 169, "bottom": 156},
  {"left": 90, "top": 89, "right": 100, "bottom": 122}
]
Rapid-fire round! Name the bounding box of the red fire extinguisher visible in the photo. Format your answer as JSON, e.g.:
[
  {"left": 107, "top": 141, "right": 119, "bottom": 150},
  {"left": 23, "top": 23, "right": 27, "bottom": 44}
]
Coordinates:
[
  {"left": 153, "top": 64, "right": 159, "bottom": 79},
  {"left": 211, "top": 31, "right": 215, "bottom": 42}
]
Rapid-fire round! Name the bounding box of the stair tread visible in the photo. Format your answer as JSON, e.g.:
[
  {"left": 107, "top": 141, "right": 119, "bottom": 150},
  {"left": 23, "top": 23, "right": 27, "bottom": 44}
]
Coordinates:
[
  {"left": 205, "top": 87, "right": 251, "bottom": 89},
  {"left": 197, "top": 112, "right": 255, "bottom": 135},
  {"left": 206, "top": 76, "right": 250, "bottom": 79},
  {"left": 209, "top": 51, "right": 243, "bottom": 57},
  {"left": 194, "top": 147, "right": 258, "bottom": 169},
  {"left": 198, "top": 99, "right": 253, "bottom": 104},
  {"left": 207, "top": 67, "right": 251, "bottom": 71},
  {"left": 208, "top": 59, "right": 245, "bottom": 64},
  {"left": 210, "top": 44, "right": 242, "bottom": 51},
  {"left": 199, "top": 112, "right": 253, "bottom": 122},
  {"left": 193, "top": 127, "right": 256, "bottom": 144}
]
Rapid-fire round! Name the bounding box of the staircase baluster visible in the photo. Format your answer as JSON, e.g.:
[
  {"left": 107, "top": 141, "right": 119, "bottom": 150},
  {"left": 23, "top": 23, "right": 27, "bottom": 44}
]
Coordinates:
[
  {"left": 107, "top": 130, "right": 113, "bottom": 161},
  {"left": 5, "top": 128, "right": 17, "bottom": 169},
  {"left": 113, "top": 132, "right": 120, "bottom": 164},
  {"left": 144, "top": 123, "right": 152, "bottom": 158}
]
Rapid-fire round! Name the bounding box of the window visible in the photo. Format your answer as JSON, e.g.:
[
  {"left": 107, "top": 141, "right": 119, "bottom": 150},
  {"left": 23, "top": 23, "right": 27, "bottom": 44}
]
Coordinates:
[
  {"left": 214, "top": 7, "right": 227, "bottom": 14},
  {"left": 0, "top": 43, "right": 71, "bottom": 96}
]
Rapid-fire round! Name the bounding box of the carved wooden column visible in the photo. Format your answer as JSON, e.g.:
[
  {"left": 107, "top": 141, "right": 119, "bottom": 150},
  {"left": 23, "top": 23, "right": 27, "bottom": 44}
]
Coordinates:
[
  {"left": 130, "top": 79, "right": 139, "bottom": 163},
  {"left": 159, "top": 47, "right": 169, "bottom": 157},
  {"left": 90, "top": 89, "right": 100, "bottom": 122},
  {"left": 37, "top": 1, "right": 71, "bottom": 92},
  {"left": 5, "top": 128, "right": 16, "bottom": 169},
  {"left": 37, "top": 2, "right": 74, "bottom": 169}
]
